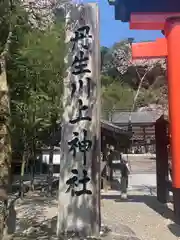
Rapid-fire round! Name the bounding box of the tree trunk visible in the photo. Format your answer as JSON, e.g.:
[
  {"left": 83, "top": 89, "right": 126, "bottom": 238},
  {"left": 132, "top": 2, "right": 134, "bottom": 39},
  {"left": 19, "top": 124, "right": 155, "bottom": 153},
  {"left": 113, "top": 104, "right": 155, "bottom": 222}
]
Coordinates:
[
  {"left": 0, "top": 56, "right": 11, "bottom": 239},
  {"left": 47, "top": 116, "right": 56, "bottom": 196},
  {"left": 19, "top": 151, "right": 26, "bottom": 199},
  {"left": 30, "top": 155, "right": 36, "bottom": 192},
  {"left": 30, "top": 135, "right": 36, "bottom": 191},
  {"left": 47, "top": 146, "right": 54, "bottom": 196}
]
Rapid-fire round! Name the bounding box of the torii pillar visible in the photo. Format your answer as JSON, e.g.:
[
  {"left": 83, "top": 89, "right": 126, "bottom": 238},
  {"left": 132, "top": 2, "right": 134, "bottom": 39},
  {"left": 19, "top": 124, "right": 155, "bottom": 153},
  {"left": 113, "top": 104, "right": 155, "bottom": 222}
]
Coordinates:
[{"left": 130, "top": 14, "right": 180, "bottom": 220}]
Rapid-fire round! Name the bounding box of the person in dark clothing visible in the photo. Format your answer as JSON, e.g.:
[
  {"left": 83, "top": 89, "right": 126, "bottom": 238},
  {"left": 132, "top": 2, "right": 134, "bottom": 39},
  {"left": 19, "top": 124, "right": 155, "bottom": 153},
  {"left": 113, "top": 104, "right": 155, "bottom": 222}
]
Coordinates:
[
  {"left": 120, "top": 153, "right": 130, "bottom": 199},
  {"left": 108, "top": 149, "right": 113, "bottom": 182},
  {"left": 168, "top": 159, "right": 172, "bottom": 180}
]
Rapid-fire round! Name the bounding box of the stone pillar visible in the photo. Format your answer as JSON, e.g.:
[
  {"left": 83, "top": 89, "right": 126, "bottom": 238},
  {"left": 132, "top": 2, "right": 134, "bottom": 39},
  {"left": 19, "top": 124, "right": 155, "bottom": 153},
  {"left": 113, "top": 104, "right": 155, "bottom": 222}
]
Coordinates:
[{"left": 57, "top": 3, "right": 101, "bottom": 237}]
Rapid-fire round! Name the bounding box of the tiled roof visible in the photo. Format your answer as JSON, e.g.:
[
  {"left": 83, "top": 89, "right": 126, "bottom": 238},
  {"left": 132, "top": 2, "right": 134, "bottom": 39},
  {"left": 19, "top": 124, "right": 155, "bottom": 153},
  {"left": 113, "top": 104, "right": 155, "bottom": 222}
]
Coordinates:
[
  {"left": 45, "top": 120, "right": 132, "bottom": 147},
  {"left": 111, "top": 111, "right": 162, "bottom": 124},
  {"left": 101, "top": 119, "right": 131, "bottom": 136}
]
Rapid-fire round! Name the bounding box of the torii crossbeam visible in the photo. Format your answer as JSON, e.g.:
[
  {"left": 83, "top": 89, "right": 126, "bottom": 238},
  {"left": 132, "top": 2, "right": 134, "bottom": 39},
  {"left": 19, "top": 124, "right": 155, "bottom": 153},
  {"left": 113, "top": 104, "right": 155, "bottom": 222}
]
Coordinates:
[{"left": 132, "top": 38, "right": 167, "bottom": 59}]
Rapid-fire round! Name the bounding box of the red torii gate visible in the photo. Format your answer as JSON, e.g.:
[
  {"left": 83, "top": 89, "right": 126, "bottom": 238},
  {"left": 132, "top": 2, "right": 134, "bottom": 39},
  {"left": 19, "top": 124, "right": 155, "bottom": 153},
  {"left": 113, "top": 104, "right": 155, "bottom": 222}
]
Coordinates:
[
  {"left": 108, "top": 0, "right": 180, "bottom": 221},
  {"left": 131, "top": 30, "right": 180, "bottom": 219},
  {"left": 132, "top": 38, "right": 170, "bottom": 205},
  {"left": 132, "top": 38, "right": 167, "bottom": 59}
]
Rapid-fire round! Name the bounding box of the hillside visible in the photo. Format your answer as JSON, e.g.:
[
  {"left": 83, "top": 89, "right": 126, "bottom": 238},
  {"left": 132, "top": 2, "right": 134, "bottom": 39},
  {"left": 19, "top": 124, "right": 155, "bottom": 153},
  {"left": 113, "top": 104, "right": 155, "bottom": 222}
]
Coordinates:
[{"left": 101, "top": 40, "right": 168, "bottom": 118}]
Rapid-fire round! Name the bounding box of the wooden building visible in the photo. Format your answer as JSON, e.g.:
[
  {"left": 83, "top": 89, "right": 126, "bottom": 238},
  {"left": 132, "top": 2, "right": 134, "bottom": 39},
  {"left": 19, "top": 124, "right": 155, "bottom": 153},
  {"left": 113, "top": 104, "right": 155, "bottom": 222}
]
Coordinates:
[
  {"left": 110, "top": 111, "right": 162, "bottom": 152},
  {"left": 101, "top": 119, "right": 132, "bottom": 151},
  {"left": 12, "top": 120, "right": 132, "bottom": 174}
]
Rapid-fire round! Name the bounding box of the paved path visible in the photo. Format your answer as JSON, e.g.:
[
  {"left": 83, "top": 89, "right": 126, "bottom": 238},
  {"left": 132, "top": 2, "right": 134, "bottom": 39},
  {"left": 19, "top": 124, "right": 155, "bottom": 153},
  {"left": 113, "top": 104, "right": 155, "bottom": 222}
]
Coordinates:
[
  {"left": 113, "top": 155, "right": 156, "bottom": 177},
  {"left": 101, "top": 192, "right": 177, "bottom": 240},
  {"left": 101, "top": 173, "right": 177, "bottom": 240},
  {"left": 105, "top": 156, "right": 175, "bottom": 239}
]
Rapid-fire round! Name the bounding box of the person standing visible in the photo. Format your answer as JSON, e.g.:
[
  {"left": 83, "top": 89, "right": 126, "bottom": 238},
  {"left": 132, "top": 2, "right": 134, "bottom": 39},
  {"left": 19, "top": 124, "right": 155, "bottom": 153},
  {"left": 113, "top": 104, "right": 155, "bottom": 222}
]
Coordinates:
[
  {"left": 107, "top": 149, "right": 114, "bottom": 182},
  {"left": 120, "top": 153, "right": 130, "bottom": 199}
]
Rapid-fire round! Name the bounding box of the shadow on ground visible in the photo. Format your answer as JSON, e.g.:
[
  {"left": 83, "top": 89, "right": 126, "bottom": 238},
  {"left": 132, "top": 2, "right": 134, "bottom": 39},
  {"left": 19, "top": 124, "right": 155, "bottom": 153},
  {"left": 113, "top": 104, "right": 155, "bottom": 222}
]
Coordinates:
[
  {"left": 102, "top": 193, "right": 174, "bottom": 222},
  {"left": 14, "top": 216, "right": 58, "bottom": 240},
  {"left": 15, "top": 216, "right": 112, "bottom": 240},
  {"left": 102, "top": 191, "right": 180, "bottom": 238},
  {"left": 14, "top": 192, "right": 112, "bottom": 240},
  {"left": 19, "top": 194, "right": 57, "bottom": 207},
  {"left": 168, "top": 223, "right": 180, "bottom": 237},
  {"left": 12, "top": 193, "right": 58, "bottom": 239},
  {"left": 110, "top": 179, "right": 121, "bottom": 191},
  {"left": 148, "top": 157, "right": 156, "bottom": 160}
]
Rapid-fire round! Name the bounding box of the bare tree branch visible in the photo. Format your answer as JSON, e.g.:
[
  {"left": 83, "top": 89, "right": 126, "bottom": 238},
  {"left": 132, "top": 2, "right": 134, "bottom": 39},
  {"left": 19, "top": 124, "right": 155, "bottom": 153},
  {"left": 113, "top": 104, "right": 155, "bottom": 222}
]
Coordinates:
[
  {"left": 112, "top": 42, "right": 166, "bottom": 74},
  {"left": 0, "top": 31, "right": 13, "bottom": 58},
  {"left": 131, "top": 65, "right": 154, "bottom": 113}
]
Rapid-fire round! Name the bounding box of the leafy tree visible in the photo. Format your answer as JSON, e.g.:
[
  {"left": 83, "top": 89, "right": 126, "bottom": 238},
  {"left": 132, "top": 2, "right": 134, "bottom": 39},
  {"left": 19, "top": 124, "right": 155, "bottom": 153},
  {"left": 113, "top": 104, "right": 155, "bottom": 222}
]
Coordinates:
[
  {"left": 8, "top": 21, "right": 65, "bottom": 194},
  {"left": 101, "top": 39, "right": 168, "bottom": 114},
  {"left": 102, "top": 79, "right": 134, "bottom": 118},
  {"left": 0, "top": 0, "right": 26, "bottom": 236}
]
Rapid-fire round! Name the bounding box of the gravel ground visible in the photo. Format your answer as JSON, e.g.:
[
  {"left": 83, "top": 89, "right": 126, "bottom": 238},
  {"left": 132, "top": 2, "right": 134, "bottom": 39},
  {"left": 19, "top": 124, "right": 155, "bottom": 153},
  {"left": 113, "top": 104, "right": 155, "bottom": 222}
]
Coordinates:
[
  {"left": 10, "top": 181, "right": 178, "bottom": 240},
  {"left": 10, "top": 156, "right": 177, "bottom": 240},
  {"left": 101, "top": 190, "right": 177, "bottom": 240}
]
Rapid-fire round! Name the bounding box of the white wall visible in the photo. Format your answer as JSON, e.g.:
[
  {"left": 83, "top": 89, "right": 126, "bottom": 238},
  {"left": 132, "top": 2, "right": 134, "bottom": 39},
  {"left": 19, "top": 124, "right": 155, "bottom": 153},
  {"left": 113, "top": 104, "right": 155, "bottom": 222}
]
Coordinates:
[{"left": 42, "top": 153, "right": 61, "bottom": 165}]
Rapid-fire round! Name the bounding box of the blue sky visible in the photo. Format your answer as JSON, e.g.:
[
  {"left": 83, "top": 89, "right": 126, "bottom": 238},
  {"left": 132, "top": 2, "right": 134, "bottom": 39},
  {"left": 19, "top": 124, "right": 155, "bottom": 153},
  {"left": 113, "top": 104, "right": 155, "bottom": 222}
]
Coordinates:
[{"left": 83, "top": 0, "right": 163, "bottom": 47}]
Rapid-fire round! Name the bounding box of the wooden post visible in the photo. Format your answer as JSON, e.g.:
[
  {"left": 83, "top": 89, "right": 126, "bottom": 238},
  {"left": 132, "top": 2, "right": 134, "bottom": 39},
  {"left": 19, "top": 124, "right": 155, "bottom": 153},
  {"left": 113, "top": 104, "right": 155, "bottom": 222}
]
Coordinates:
[
  {"left": 143, "top": 127, "right": 148, "bottom": 153},
  {"left": 155, "top": 116, "right": 169, "bottom": 203},
  {"left": 165, "top": 19, "right": 180, "bottom": 219},
  {"left": 57, "top": 3, "right": 101, "bottom": 237}
]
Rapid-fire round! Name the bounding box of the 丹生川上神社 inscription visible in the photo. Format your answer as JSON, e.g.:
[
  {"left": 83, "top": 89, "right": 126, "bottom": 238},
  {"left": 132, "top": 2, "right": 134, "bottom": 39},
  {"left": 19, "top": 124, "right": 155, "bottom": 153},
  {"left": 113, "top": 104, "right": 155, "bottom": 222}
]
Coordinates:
[{"left": 57, "top": 3, "right": 100, "bottom": 237}]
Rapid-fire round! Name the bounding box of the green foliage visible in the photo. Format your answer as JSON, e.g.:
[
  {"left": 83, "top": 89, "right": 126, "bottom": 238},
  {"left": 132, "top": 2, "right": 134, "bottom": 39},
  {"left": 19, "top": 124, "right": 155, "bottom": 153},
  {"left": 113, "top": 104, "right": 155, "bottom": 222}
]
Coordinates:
[
  {"left": 7, "top": 14, "right": 65, "bottom": 156},
  {"left": 101, "top": 75, "right": 134, "bottom": 118},
  {"left": 0, "top": 1, "right": 10, "bottom": 52},
  {"left": 101, "top": 40, "right": 167, "bottom": 114}
]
